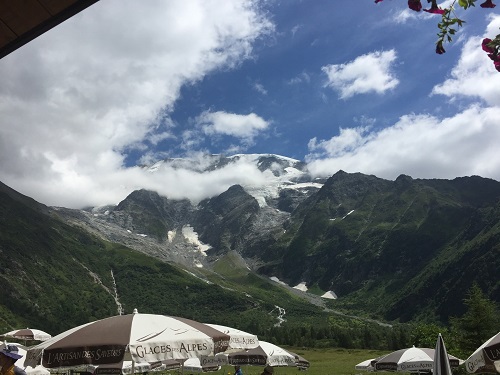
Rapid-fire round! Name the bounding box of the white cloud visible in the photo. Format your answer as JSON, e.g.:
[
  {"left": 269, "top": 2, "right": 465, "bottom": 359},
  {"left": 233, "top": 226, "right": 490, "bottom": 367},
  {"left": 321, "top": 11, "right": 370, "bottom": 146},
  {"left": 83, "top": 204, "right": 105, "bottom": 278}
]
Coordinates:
[
  {"left": 138, "top": 157, "right": 270, "bottom": 204},
  {"left": 308, "top": 126, "right": 373, "bottom": 159},
  {"left": 291, "top": 24, "right": 302, "bottom": 37},
  {"left": 253, "top": 82, "right": 268, "bottom": 95},
  {"left": 393, "top": 8, "right": 418, "bottom": 24},
  {"left": 0, "top": 0, "right": 273, "bottom": 208},
  {"left": 322, "top": 50, "right": 399, "bottom": 99},
  {"left": 306, "top": 105, "right": 500, "bottom": 181},
  {"left": 287, "top": 71, "right": 311, "bottom": 85},
  {"left": 196, "top": 110, "right": 270, "bottom": 142}
]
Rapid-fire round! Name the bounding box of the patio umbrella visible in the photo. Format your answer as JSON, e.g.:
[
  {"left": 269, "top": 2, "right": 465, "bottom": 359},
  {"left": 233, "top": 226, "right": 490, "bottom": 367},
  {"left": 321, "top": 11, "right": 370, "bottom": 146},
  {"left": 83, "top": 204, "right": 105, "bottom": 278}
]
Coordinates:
[
  {"left": 286, "top": 350, "right": 310, "bottom": 370},
  {"left": 355, "top": 358, "right": 375, "bottom": 371},
  {"left": 433, "top": 333, "right": 453, "bottom": 375},
  {"left": 24, "top": 310, "right": 231, "bottom": 369},
  {"left": 205, "top": 324, "right": 259, "bottom": 351},
  {"left": 227, "top": 341, "right": 297, "bottom": 367},
  {"left": 183, "top": 357, "right": 220, "bottom": 372},
  {"left": 465, "top": 331, "right": 500, "bottom": 374},
  {"left": 88, "top": 360, "right": 154, "bottom": 375},
  {"left": 374, "top": 346, "right": 460, "bottom": 372},
  {"left": 25, "top": 365, "right": 50, "bottom": 375},
  {"left": 2, "top": 329, "right": 52, "bottom": 342}
]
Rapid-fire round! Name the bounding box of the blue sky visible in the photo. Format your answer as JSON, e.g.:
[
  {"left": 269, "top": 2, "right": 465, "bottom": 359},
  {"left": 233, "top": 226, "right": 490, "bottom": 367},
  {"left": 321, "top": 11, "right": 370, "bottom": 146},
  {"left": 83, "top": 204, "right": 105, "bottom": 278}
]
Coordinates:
[{"left": 1, "top": 0, "right": 500, "bottom": 208}]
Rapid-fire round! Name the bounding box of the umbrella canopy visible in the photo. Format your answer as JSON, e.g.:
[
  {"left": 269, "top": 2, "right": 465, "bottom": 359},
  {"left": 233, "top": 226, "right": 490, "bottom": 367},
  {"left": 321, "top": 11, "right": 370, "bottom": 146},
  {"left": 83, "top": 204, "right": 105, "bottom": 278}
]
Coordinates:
[
  {"left": 227, "top": 341, "right": 297, "bottom": 367},
  {"left": 434, "top": 334, "right": 453, "bottom": 375},
  {"left": 3, "top": 329, "right": 52, "bottom": 342},
  {"left": 24, "top": 311, "right": 231, "bottom": 369},
  {"left": 205, "top": 324, "right": 259, "bottom": 352},
  {"left": 466, "top": 331, "right": 500, "bottom": 374},
  {"left": 25, "top": 365, "right": 50, "bottom": 375},
  {"left": 88, "top": 360, "right": 154, "bottom": 375},
  {"left": 286, "top": 350, "right": 309, "bottom": 370},
  {"left": 183, "top": 357, "right": 220, "bottom": 373},
  {"left": 355, "top": 358, "right": 375, "bottom": 372},
  {"left": 375, "top": 346, "right": 460, "bottom": 372}
]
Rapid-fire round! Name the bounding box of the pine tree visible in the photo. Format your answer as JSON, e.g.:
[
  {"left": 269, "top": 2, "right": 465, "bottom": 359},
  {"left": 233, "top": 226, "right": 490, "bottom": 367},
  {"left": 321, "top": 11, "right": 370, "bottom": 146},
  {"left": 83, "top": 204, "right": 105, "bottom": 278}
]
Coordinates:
[{"left": 450, "top": 282, "right": 499, "bottom": 355}]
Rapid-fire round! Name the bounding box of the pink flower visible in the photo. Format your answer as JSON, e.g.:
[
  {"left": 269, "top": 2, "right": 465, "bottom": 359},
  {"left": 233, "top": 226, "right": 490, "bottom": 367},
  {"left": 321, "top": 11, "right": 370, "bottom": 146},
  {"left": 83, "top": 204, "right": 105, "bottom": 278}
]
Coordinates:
[
  {"left": 424, "top": 0, "right": 445, "bottom": 14},
  {"left": 408, "top": 0, "right": 422, "bottom": 11},
  {"left": 480, "top": 0, "right": 496, "bottom": 8},
  {"left": 374, "top": 0, "right": 383, "bottom": 3}
]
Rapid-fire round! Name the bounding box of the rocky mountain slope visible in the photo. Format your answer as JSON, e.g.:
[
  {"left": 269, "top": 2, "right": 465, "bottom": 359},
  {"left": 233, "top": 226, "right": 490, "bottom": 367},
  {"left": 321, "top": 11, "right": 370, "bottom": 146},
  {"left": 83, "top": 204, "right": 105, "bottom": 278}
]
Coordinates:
[
  {"left": 55, "top": 154, "right": 324, "bottom": 268},
  {"left": 0, "top": 179, "right": 330, "bottom": 337},
  {"left": 42, "top": 154, "right": 500, "bottom": 323}
]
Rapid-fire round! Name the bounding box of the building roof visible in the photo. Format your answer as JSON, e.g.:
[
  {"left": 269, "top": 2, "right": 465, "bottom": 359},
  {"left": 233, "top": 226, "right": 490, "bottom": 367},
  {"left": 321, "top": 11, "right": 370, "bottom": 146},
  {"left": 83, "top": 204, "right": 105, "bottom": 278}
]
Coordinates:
[{"left": 0, "top": 0, "right": 99, "bottom": 59}]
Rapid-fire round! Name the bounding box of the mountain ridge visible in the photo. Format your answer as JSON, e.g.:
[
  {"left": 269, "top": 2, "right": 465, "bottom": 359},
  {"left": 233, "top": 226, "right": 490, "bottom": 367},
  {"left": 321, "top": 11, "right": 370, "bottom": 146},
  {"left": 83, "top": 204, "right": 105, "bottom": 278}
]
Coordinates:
[{"left": 2, "top": 153, "right": 499, "bottom": 326}]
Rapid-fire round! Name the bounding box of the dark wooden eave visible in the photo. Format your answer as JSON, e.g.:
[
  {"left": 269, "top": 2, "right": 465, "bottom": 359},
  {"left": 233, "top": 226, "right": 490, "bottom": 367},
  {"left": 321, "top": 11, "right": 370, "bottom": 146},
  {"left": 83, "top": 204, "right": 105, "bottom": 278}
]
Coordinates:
[{"left": 0, "top": 0, "right": 99, "bottom": 59}]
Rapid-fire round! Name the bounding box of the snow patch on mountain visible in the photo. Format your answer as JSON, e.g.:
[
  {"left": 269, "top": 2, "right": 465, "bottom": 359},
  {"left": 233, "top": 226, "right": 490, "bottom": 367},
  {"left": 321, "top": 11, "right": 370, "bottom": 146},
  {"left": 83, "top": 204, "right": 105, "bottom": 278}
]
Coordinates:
[
  {"left": 293, "top": 282, "right": 308, "bottom": 292},
  {"left": 321, "top": 291, "right": 338, "bottom": 299},
  {"left": 270, "top": 276, "right": 287, "bottom": 285},
  {"left": 182, "top": 225, "right": 210, "bottom": 256}
]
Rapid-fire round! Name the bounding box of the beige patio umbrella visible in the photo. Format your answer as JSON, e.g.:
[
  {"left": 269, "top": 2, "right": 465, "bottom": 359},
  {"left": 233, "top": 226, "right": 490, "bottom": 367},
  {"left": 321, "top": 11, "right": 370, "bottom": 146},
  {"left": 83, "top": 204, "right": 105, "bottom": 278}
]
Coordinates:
[
  {"left": 24, "top": 310, "right": 231, "bottom": 369},
  {"left": 2, "top": 328, "right": 52, "bottom": 344},
  {"left": 466, "top": 331, "right": 500, "bottom": 374},
  {"left": 374, "top": 346, "right": 461, "bottom": 372}
]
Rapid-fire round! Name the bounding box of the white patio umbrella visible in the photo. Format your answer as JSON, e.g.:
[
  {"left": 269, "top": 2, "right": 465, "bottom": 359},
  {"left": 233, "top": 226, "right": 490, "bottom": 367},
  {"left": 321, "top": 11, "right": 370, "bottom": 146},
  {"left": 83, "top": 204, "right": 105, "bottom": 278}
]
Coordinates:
[
  {"left": 374, "top": 346, "right": 460, "bottom": 372},
  {"left": 465, "top": 331, "right": 500, "bottom": 374},
  {"left": 286, "top": 350, "right": 310, "bottom": 370},
  {"left": 24, "top": 310, "right": 231, "bottom": 369},
  {"left": 183, "top": 357, "right": 220, "bottom": 372},
  {"left": 355, "top": 358, "right": 375, "bottom": 372},
  {"left": 227, "top": 341, "right": 297, "bottom": 367},
  {"left": 87, "top": 360, "right": 153, "bottom": 375},
  {"left": 2, "top": 329, "right": 52, "bottom": 342},
  {"left": 25, "top": 365, "right": 50, "bottom": 375},
  {"left": 433, "top": 333, "right": 453, "bottom": 375},
  {"left": 197, "top": 324, "right": 259, "bottom": 369},
  {"left": 205, "top": 324, "right": 259, "bottom": 351}
]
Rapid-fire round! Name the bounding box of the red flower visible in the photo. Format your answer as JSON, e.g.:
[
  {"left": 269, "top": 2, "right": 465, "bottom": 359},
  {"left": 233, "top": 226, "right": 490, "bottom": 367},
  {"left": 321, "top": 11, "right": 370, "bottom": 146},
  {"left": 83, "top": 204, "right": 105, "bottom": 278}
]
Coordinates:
[
  {"left": 374, "top": 0, "right": 383, "bottom": 3},
  {"left": 408, "top": 0, "right": 422, "bottom": 11},
  {"left": 436, "top": 42, "right": 446, "bottom": 54},
  {"left": 424, "top": 0, "right": 445, "bottom": 14},
  {"left": 482, "top": 38, "right": 495, "bottom": 53},
  {"left": 480, "top": 0, "right": 496, "bottom": 8}
]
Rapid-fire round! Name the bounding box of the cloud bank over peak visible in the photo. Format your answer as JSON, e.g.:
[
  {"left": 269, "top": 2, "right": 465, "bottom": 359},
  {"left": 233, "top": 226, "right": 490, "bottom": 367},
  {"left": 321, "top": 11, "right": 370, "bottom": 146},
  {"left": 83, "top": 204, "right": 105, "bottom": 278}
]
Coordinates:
[
  {"left": 306, "top": 105, "right": 500, "bottom": 181},
  {"left": 0, "top": 0, "right": 273, "bottom": 208}
]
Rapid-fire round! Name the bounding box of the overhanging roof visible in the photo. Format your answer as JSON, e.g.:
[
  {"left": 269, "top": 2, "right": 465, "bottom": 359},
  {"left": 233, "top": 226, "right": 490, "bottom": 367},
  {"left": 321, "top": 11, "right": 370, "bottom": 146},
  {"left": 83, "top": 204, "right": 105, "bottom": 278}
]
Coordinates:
[{"left": 0, "top": 0, "right": 99, "bottom": 59}]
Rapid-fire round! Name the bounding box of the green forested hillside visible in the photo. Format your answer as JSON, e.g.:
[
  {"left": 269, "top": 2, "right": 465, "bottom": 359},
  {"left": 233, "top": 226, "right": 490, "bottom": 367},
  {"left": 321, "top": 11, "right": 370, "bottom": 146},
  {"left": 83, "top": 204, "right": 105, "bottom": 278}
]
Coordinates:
[{"left": 261, "top": 172, "right": 500, "bottom": 323}]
